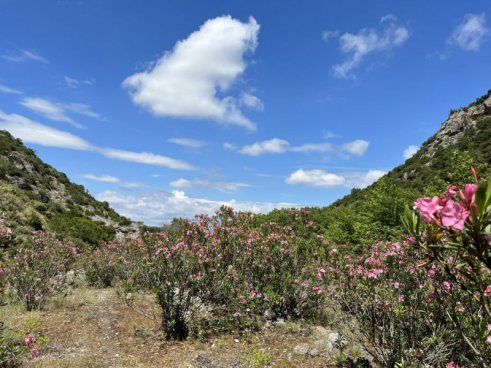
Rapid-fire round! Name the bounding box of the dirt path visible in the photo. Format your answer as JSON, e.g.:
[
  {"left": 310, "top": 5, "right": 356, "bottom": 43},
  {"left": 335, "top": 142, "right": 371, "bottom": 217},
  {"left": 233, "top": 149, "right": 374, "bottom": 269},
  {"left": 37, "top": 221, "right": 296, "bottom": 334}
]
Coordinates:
[
  {"left": 19, "top": 288, "right": 361, "bottom": 367},
  {"left": 92, "top": 289, "right": 124, "bottom": 367}
]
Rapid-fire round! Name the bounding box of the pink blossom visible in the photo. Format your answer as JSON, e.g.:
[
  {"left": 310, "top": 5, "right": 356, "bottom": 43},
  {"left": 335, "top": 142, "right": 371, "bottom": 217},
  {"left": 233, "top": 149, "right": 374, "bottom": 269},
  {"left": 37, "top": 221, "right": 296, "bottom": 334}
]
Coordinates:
[
  {"left": 0, "top": 268, "right": 5, "bottom": 278},
  {"left": 487, "top": 324, "right": 491, "bottom": 331},
  {"left": 441, "top": 200, "right": 469, "bottom": 230},
  {"left": 30, "top": 348, "right": 39, "bottom": 359},
  {"left": 446, "top": 362, "right": 460, "bottom": 368},
  {"left": 397, "top": 294, "right": 405, "bottom": 302},
  {"left": 444, "top": 184, "right": 459, "bottom": 198},
  {"left": 483, "top": 285, "right": 491, "bottom": 297},
  {"left": 24, "top": 334, "right": 36, "bottom": 348},
  {"left": 487, "top": 335, "right": 491, "bottom": 345},
  {"left": 413, "top": 196, "right": 443, "bottom": 224},
  {"left": 443, "top": 281, "right": 453, "bottom": 291},
  {"left": 393, "top": 282, "right": 400, "bottom": 289},
  {"left": 366, "top": 268, "right": 383, "bottom": 279},
  {"left": 460, "top": 183, "right": 477, "bottom": 205}
]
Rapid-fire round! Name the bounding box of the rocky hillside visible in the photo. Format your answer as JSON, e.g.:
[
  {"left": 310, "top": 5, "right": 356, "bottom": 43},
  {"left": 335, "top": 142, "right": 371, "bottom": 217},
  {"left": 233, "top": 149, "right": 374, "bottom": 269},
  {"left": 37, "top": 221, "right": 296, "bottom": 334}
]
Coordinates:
[
  {"left": 258, "top": 89, "right": 491, "bottom": 243},
  {"left": 334, "top": 89, "right": 491, "bottom": 207},
  {"left": 0, "top": 131, "right": 140, "bottom": 246}
]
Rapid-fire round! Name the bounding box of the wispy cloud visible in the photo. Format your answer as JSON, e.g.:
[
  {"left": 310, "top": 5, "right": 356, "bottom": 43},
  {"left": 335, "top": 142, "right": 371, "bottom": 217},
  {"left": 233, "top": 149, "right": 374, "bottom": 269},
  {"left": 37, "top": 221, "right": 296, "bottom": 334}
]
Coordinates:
[
  {"left": 448, "top": 13, "right": 489, "bottom": 51},
  {"left": 97, "top": 190, "right": 296, "bottom": 225},
  {"left": 0, "top": 110, "right": 94, "bottom": 150},
  {"left": 64, "top": 76, "right": 94, "bottom": 88},
  {"left": 0, "top": 84, "right": 22, "bottom": 95},
  {"left": 169, "top": 178, "right": 251, "bottom": 193},
  {"left": 326, "top": 15, "right": 409, "bottom": 79},
  {"left": 0, "top": 110, "right": 196, "bottom": 171},
  {"left": 123, "top": 15, "right": 261, "bottom": 131},
  {"left": 82, "top": 173, "right": 144, "bottom": 189},
  {"left": 82, "top": 174, "right": 121, "bottom": 183},
  {"left": 1, "top": 49, "right": 48, "bottom": 64},
  {"left": 100, "top": 148, "right": 195, "bottom": 171},
  {"left": 168, "top": 137, "right": 205, "bottom": 148},
  {"left": 20, "top": 97, "right": 103, "bottom": 128}
]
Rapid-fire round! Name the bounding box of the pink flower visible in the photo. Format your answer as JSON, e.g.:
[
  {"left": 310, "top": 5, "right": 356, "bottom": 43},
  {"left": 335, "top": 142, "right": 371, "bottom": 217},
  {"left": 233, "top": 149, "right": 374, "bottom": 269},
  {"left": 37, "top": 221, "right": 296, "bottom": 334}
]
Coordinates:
[
  {"left": 397, "top": 294, "right": 405, "bottom": 302},
  {"left": 483, "top": 285, "right": 491, "bottom": 297},
  {"left": 487, "top": 324, "right": 491, "bottom": 331},
  {"left": 487, "top": 335, "right": 491, "bottom": 345},
  {"left": 366, "top": 268, "right": 383, "bottom": 279},
  {"left": 446, "top": 362, "right": 460, "bottom": 368},
  {"left": 443, "top": 281, "right": 453, "bottom": 291},
  {"left": 444, "top": 184, "right": 459, "bottom": 198},
  {"left": 0, "top": 268, "right": 5, "bottom": 278},
  {"left": 30, "top": 348, "right": 39, "bottom": 359},
  {"left": 393, "top": 282, "right": 400, "bottom": 289},
  {"left": 441, "top": 200, "right": 469, "bottom": 231},
  {"left": 460, "top": 183, "right": 477, "bottom": 205},
  {"left": 24, "top": 334, "right": 36, "bottom": 348},
  {"left": 414, "top": 196, "right": 443, "bottom": 225}
]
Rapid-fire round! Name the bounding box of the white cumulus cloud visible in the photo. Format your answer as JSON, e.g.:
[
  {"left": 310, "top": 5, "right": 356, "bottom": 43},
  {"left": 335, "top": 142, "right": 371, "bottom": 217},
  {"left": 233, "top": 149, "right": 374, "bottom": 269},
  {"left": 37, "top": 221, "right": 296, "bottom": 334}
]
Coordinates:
[
  {"left": 286, "top": 168, "right": 386, "bottom": 189},
  {"left": 239, "top": 138, "right": 290, "bottom": 156},
  {"left": 403, "top": 145, "right": 419, "bottom": 160},
  {"left": 341, "top": 139, "right": 370, "bottom": 156},
  {"left": 329, "top": 15, "right": 409, "bottom": 78},
  {"left": 170, "top": 178, "right": 193, "bottom": 189},
  {"left": 346, "top": 169, "right": 386, "bottom": 189},
  {"left": 286, "top": 169, "right": 346, "bottom": 188},
  {"left": 97, "top": 190, "right": 296, "bottom": 225},
  {"left": 448, "top": 13, "right": 489, "bottom": 51},
  {"left": 123, "top": 15, "right": 260, "bottom": 131}
]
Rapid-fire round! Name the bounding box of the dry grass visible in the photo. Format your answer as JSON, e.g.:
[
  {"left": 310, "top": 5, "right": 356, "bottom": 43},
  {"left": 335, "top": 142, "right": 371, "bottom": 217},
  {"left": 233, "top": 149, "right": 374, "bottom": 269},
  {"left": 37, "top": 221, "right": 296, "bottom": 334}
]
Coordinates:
[{"left": 1, "top": 287, "right": 372, "bottom": 367}]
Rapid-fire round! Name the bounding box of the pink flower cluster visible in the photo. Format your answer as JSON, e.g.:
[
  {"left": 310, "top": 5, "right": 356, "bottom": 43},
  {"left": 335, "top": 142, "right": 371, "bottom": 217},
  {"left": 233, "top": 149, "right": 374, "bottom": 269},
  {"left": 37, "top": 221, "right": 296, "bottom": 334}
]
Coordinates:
[
  {"left": 23, "top": 334, "right": 39, "bottom": 359},
  {"left": 413, "top": 183, "right": 477, "bottom": 231}
]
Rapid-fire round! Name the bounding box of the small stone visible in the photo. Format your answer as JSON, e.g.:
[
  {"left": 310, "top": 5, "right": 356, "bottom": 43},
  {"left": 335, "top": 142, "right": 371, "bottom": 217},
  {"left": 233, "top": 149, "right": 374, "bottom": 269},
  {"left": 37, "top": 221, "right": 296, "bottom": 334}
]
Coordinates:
[
  {"left": 293, "top": 343, "right": 310, "bottom": 355},
  {"left": 275, "top": 318, "right": 286, "bottom": 327},
  {"left": 234, "top": 339, "right": 239, "bottom": 343},
  {"left": 314, "top": 339, "right": 334, "bottom": 356}
]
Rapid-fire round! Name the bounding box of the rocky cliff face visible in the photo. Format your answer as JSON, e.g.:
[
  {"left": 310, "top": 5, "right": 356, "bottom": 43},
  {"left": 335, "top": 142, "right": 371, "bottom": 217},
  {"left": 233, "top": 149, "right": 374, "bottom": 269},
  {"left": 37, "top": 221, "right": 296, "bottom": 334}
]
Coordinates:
[{"left": 424, "top": 91, "right": 491, "bottom": 158}]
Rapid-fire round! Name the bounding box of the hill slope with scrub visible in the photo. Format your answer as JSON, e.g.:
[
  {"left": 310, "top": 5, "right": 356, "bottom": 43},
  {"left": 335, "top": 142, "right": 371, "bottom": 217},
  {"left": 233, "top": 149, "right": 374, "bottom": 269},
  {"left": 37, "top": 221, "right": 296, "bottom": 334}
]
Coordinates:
[{"left": 0, "top": 131, "right": 140, "bottom": 246}]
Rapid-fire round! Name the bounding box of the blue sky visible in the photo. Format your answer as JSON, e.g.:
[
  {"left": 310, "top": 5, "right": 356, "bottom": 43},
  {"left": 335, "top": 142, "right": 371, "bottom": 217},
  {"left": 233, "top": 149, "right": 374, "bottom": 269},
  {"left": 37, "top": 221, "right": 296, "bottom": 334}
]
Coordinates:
[{"left": 1, "top": 0, "right": 490, "bottom": 225}]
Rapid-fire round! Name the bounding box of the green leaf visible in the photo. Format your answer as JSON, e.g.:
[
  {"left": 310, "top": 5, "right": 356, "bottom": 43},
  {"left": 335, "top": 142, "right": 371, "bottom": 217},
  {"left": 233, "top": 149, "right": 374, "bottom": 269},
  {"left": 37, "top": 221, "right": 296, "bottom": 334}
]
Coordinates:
[{"left": 475, "top": 182, "right": 487, "bottom": 215}]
